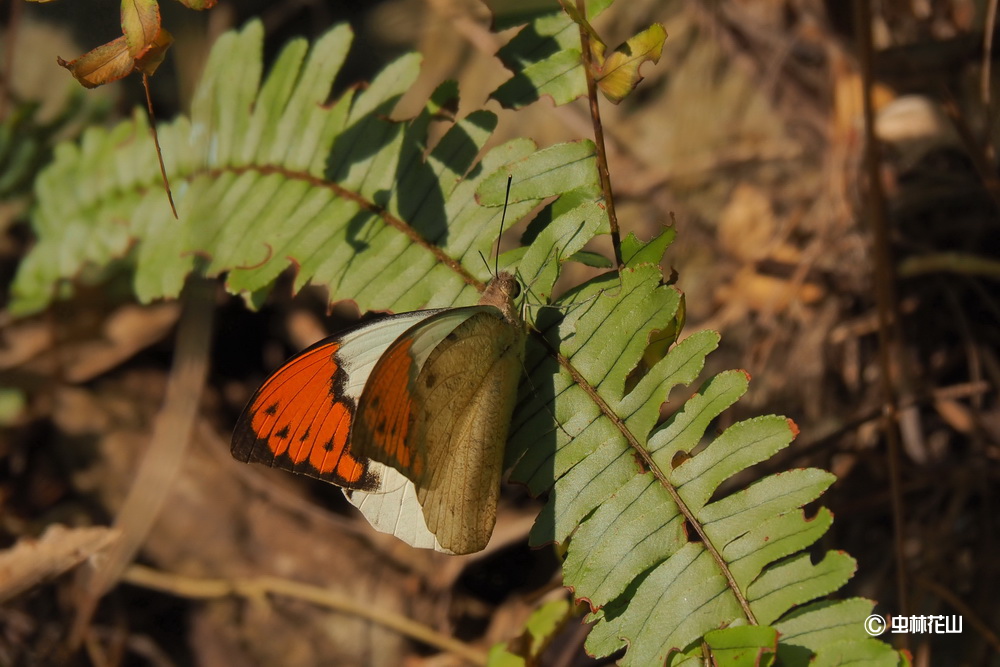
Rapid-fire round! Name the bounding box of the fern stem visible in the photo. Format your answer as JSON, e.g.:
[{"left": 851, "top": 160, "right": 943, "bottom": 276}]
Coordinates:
[
  {"left": 540, "top": 339, "right": 758, "bottom": 625},
  {"left": 121, "top": 564, "right": 489, "bottom": 665},
  {"left": 568, "top": 0, "right": 754, "bottom": 627},
  {"left": 143, "top": 73, "right": 178, "bottom": 219},
  {"left": 574, "top": 0, "right": 624, "bottom": 271},
  {"left": 852, "top": 0, "right": 912, "bottom": 634},
  {"left": 219, "top": 164, "right": 484, "bottom": 291}
]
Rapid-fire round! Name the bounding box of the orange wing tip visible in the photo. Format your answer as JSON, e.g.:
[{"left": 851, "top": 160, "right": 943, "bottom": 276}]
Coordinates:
[
  {"left": 232, "top": 416, "right": 381, "bottom": 491},
  {"left": 230, "top": 340, "right": 382, "bottom": 491}
]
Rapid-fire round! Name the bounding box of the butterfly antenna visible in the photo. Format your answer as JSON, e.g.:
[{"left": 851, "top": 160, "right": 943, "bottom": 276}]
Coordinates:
[{"left": 495, "top": 174, "right": 513, "bottom": 277}]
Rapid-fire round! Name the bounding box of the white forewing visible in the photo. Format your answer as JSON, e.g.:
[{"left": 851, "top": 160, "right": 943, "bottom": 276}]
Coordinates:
[{"left": 334, "top": 310, "right": 447, "bottom": 400}]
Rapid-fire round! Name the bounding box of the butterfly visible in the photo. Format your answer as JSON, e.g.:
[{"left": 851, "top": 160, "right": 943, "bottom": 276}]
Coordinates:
[{"left": 231, "top": 272, "right": 526, "bottom": 555}]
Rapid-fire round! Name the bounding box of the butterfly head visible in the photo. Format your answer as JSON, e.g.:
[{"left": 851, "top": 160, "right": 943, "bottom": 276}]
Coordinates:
[{"left": 479, "top": 271, "right": 522, "bottom": 324}]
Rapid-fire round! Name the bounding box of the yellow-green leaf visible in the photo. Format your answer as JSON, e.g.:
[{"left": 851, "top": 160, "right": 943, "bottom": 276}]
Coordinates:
[
  {"left": 595, "top": 23, "right": 666, "bottom": 104},
  {"left": 704, "top": 626, "right": 778, "bottom": 667},
  {"left": 487, "top": 599, "right": 574, "bottom": 666},
  {"left": 122, "top": 0, "right": 163, "bottom": 57}
]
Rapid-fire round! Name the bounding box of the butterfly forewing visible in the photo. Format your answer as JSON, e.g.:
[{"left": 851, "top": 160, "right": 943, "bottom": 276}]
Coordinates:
[
  {"left": 350, "top": 308, "right": 489, "bottom": 477},
  {"left": 231, "top": 310, "right": 445, "bottom": 490}
]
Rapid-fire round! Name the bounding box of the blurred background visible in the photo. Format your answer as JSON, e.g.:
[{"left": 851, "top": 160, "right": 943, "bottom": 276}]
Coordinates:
[{"left": 1, "top": 0, "right": 998, "bottom": 665}]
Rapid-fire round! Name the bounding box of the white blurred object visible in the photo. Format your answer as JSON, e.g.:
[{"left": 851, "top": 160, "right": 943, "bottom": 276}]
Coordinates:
[{"left": 875, "top": 95, "right": 963, "bottom": 171}]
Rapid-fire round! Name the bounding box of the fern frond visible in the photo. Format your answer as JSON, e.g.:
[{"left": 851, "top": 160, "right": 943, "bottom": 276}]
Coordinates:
[
  {"left": 491, "top": 0, "right": 613, "bottom": 108},
  {"left": 506, "top": 233, "right": 897, "bottom": 665},
  {"left": 11, "top": 21, "right": 604, "bottom": 317}
]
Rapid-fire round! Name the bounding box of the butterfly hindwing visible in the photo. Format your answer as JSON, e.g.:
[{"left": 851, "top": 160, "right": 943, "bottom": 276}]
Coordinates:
[
  {"left": 345, "top": 467, "right": 444, "bottom": 551},
  {"left": 353, "top": 303, "right": 525, "bottom": 554},
  {"left": 410, "top": 311, "right": 524, "bottom": 553}
]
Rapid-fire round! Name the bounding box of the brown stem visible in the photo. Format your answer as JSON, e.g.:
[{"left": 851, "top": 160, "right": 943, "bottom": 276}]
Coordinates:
[
  {"left": 852, "top": 0, "right": 911, "bottom": 638},
  {"left": 575, "top": 0, "right": 624, "bottom": 270},
  {"left": 143, "top": 73, "right": 178, "bottom": 219},
  {"left": 916, "top": 576, "right": 1000, "bottom": 654},
  {"left": 982, "top": 0, "right": 998, "bottom": 158},
  {"left": 121, "top": 564, "right": 488, "bottom": 665}
]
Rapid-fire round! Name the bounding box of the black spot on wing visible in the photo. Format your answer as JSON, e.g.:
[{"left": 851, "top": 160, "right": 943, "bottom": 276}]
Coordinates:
[
  {"left": 264, "top": 402, "right": 279, "bottom": 416},
  {"left": 275, "top": 425, "right": 289, "bottom": 439}
]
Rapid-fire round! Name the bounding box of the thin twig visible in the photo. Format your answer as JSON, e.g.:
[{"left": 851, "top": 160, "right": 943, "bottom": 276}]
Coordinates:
[
  {"left": 897, "top": 251, "right": 1000, "bottom": 279},
  {"left": 853, "top": 0, "right": 911, "bottom": 636},
  {"left": 762, "top": 381, "right": 993, "bottom": 472},
  {"left": 982, "top": 0, "right": 998, "bottom": 157},
  {"left": 121, "top": 564, "right": 488, "bottom": 666},
  {"left": 915, "top": 576, "right": 1000, "bottom": 654},
  {"left": 142, "top": 73, "right": 178, "bottom": 219}
]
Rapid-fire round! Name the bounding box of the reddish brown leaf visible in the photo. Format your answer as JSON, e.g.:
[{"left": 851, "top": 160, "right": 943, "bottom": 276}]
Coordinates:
[
  {"left": 57, "top": 36, "right": 135, "bottom": 89},
  {"left": 56, "top": 0, "right": 174, "bottom": 88},
  {"left": 57, "top": 24, "right": 173, "bottom": 87},
  {"left": 135, "top": 27, "right": 174, "bottom": 77}
]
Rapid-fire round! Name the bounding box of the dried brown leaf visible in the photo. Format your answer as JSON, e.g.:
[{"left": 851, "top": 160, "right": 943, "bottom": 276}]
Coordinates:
[{"left": 0, "top": 525, "right": 119, "bottom": 603}]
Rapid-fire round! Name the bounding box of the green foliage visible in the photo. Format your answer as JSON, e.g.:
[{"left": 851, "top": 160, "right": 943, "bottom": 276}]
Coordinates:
[
  {"left": 702, "top": 626, "right": 778, "bottom": 667},
  {"left": 0, "top": 388, "right": 26, "bottom": 426},
  {"left": 11, "top": 10, "right": 904, "bottom": 666},
  {"left": 492, "top": 0, "right": 614, "bottom": 108},
  {"left": 487, "top": 598, "right": 574, "bottom": 666},
  {"left": 491, "top": 0, "right": 666, "bottom": 107},
  {"left": 0, "top": 93, "right": 95, "bottom": 200},
  {"left": 503, "top": 227, "right": 893, "bottom": 663}
]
